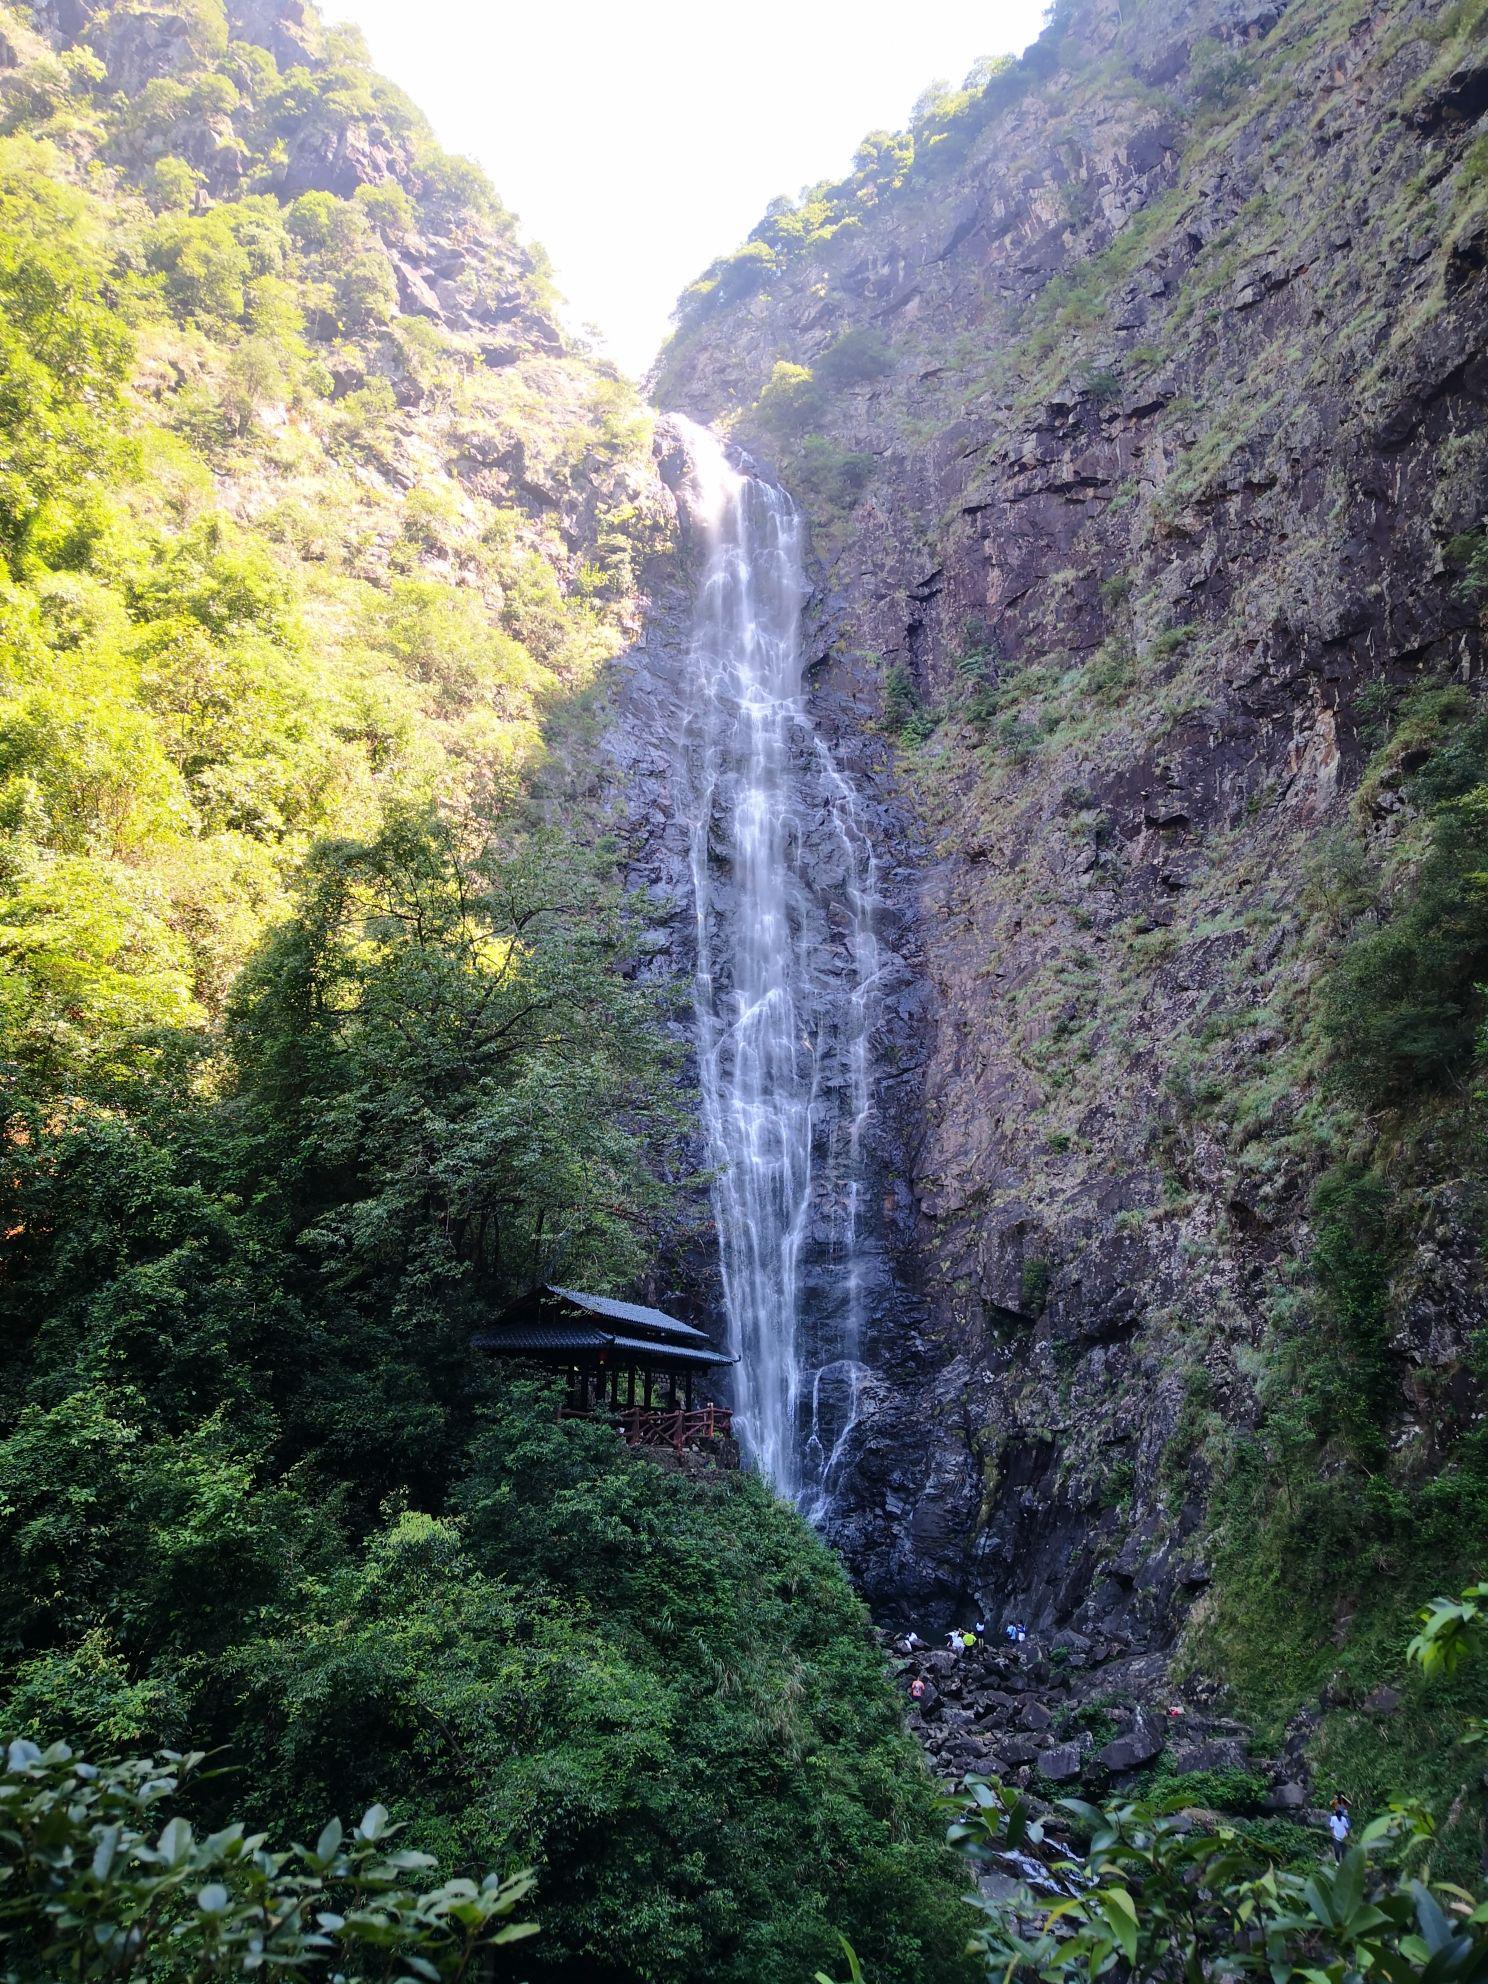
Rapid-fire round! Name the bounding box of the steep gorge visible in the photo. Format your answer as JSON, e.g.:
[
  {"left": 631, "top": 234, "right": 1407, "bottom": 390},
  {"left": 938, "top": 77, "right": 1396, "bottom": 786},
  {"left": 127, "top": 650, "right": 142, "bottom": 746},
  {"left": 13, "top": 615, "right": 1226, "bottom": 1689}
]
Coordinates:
[
  {"left": 0, "top": 7, "right": 979, "bottom": 1977},
  {"left": 6, "top": 0, "right": 1488, "bottom": 1951},
  {"left": 650, "top": 0, "right": 1488, "bottom": 1796}
]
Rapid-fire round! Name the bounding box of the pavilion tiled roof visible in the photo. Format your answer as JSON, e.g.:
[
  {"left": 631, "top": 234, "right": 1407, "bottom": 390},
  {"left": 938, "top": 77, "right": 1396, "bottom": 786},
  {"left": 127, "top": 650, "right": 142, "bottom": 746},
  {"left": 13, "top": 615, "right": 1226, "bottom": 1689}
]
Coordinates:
[
  {"left": 543, "top": 1285, "right": 713, "bottom": 1343},
  {"left": 471, "top": 1286, "right": 733, "bottom": 1366},
  {"left": 471, "top": 1322, "right": 733, "bottom": 1367}
]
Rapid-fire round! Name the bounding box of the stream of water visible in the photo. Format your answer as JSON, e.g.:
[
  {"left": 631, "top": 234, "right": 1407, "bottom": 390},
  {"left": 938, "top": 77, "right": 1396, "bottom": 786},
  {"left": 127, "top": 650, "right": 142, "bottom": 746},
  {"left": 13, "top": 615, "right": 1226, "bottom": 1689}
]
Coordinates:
[{"left": 678, "top": 418, "right": 880, "bottom": 1519}]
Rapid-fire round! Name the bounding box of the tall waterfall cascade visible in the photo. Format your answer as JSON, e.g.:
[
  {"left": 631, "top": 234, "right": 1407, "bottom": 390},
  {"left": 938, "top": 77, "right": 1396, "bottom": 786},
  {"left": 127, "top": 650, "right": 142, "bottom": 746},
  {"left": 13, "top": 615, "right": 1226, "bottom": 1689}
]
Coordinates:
[{"left": 676, "top": 417, "right": 881, "bottom": 1519}]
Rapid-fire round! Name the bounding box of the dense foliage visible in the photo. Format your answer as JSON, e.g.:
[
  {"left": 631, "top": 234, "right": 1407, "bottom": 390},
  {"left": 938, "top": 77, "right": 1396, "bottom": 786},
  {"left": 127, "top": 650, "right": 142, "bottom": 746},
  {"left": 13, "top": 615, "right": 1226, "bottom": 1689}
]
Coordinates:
[
  {"left": 0, "top": 1742, "right": 539, "bottom": 1981},
  {"left": 953, "top": 1775, "right": 1488, "bottom": 1984},
  {"left": 0, "top": 809, "right": 968, "bottom": 1972},
  {"left": 1322, "top": 785, "right": 1488, "bottom": 1107},
  {"left": 0, "top": 5, "right": 973, "bottom": 1980},
  {"left": 0, "top": 0, "right": 656, "bottom": 1134},
  {"left": 0, "top": 1361, "right": 973, "bottom": 1984},
  {"left": 0, "top": 1283, "right": 971, "bottom": 1981}
]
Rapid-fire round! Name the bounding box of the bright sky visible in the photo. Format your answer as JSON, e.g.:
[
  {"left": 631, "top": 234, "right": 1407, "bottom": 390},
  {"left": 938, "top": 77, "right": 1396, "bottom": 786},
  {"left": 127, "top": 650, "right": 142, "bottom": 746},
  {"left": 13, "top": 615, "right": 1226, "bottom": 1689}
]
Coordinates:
[{"left": 327, "top": 0, "right": 1050, "bottom": 379}]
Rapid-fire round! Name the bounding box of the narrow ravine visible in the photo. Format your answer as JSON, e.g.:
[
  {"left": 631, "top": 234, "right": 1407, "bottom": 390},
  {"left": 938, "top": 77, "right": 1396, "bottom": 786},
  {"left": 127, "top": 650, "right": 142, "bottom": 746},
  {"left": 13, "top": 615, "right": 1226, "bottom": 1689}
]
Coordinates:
[{"left": 675, "top": 418, "right": 881, "bottom": 1520}]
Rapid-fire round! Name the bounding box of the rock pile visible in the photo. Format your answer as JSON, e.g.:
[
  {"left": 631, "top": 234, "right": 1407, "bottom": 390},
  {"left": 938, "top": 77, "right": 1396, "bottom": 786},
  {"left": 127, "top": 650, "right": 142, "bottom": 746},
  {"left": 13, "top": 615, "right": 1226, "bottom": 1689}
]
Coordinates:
[{"left": 890, "top": 1628, "right": 1296, "bottom": 1809}]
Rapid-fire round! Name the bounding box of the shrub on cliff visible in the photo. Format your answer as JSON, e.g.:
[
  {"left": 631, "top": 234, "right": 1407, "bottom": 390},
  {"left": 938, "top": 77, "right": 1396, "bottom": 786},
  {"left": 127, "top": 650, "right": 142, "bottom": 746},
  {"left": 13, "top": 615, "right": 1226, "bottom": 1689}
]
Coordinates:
[
  {"left": 752, "top": 359, "right": 827, "bottom": 437},
  {"left": 1322, "top": 787, "right": 1488, "bottom": 1105},
  {"left": 679, "top": 237, "right": 778, "bottom": 323},
  {"left": 815, "top": 329, "right": 895, "bottom": 389}
]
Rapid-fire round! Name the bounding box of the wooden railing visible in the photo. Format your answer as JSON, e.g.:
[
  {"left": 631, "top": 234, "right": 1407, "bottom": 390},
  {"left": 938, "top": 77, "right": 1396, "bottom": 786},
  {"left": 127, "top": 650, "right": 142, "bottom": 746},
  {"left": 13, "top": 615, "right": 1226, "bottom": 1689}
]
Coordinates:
[{"left": 559, "top": 1403, "right": 734, "bottom": 1451}]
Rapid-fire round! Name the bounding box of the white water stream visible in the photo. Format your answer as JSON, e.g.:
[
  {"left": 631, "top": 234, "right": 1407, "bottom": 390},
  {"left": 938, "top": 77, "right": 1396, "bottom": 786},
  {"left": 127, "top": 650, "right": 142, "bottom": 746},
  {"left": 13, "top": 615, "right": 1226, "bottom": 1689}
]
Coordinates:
[{"left": 678, "top": 418, "right": 880, "bottom": 1518}]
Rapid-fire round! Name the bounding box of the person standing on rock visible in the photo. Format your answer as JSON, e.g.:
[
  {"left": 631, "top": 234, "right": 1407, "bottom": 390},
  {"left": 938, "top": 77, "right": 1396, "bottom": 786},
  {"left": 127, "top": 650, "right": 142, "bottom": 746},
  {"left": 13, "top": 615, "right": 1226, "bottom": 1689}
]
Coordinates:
[{"left": 1328, "top": 1797, "right": 1352, "bottom": 1863}]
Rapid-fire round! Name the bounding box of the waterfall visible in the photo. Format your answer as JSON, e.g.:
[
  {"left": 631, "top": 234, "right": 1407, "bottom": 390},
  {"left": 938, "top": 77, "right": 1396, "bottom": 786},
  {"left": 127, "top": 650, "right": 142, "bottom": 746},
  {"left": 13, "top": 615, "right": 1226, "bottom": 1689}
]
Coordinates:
[{"left": 677, "top": 417, "right": 880, "bottom": 1519}]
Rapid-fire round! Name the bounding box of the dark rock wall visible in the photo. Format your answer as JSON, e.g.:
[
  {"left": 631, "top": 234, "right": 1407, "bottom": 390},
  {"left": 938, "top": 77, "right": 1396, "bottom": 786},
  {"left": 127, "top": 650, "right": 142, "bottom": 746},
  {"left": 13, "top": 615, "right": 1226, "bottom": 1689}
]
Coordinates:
[{"left": 654, "top": 0, "right": 1488, "bottom": 1645}]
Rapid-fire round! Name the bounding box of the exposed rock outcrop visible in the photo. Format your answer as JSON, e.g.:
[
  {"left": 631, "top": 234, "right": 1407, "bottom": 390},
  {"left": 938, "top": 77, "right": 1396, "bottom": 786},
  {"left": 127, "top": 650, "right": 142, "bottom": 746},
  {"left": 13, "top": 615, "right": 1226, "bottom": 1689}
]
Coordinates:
[
  {"left": 656, "top": 0, "right": 1488, "bottom": 1647},
  {"left": 12, "top": 0, "right": 565, "bottom": 360}
]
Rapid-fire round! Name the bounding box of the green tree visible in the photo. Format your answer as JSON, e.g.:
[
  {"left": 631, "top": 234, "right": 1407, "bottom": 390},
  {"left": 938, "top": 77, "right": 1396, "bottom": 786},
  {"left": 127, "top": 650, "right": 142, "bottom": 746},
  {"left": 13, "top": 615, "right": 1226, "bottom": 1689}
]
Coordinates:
[
  {"left": 0, "top": 141, "right": 132, "bottom": 549},
  {"left": 227, "top": 807, "right": 688, "bottom": 1310}
]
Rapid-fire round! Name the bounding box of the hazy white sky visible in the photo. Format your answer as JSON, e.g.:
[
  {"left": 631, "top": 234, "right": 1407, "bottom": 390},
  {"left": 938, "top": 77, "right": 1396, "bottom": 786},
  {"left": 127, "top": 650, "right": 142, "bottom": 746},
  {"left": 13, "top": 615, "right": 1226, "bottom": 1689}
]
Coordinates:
[{"left": 327, "top": 0, "right": 1049, "bottom": 377}]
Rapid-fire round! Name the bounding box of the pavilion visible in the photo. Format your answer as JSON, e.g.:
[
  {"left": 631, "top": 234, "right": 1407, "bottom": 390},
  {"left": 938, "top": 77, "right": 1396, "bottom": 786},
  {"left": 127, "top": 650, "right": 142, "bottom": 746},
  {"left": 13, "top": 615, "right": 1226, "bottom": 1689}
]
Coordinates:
[{"left": 472, "top": 1285, "right": 735, "bottom": 1450}]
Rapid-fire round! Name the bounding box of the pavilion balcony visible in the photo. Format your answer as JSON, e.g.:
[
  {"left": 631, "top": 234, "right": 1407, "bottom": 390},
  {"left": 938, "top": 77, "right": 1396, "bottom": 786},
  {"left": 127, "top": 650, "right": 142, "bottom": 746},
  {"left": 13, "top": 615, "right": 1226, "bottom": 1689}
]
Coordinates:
[{"left": 559, "top": 1401, "right": 735, "bottom": 1452}]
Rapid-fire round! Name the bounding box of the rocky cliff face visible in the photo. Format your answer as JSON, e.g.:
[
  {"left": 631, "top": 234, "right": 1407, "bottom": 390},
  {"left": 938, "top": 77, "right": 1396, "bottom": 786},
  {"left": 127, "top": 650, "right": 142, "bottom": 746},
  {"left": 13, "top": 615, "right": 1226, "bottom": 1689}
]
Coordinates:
[
  {"left": 654, "top": 0, "right": 1488, "bottom": 1673},
  {"left": 2, "top": 0, "right": 663, "bottom": 562},
  {"left": 16, "top": 0, "right": 1488, "bottom": 1796},
  {"left": 8, "top": 0, "right": 563, "bottom": 362}
]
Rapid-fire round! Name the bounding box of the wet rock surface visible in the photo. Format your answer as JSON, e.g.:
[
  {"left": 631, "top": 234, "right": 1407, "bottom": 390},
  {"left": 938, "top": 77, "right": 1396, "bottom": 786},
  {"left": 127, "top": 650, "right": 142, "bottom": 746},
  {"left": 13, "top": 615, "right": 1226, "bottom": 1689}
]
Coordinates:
[{"left": 606, "top": 422, "right": 945, "bottom": 1585}]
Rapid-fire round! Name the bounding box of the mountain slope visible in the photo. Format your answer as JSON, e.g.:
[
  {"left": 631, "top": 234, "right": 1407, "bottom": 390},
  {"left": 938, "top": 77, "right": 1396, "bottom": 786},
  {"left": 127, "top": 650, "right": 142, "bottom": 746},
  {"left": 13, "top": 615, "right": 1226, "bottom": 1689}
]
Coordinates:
[{"left": 0, "top": 0, "right": 665, "bottom": 1109}]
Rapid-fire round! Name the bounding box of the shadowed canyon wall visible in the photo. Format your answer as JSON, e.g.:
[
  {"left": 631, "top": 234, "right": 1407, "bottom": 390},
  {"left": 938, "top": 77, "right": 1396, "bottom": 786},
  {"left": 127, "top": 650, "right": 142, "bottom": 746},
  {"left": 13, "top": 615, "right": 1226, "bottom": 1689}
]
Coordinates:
[{"left": 650, "top": 0, "right": 1488, "bottom": 1682}]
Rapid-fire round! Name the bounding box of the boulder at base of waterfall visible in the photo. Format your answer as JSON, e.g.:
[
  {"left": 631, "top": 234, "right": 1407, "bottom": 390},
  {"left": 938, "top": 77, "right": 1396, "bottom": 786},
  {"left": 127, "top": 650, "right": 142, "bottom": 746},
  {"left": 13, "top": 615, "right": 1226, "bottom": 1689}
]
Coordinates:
[
  {"left": 1039, "top": 1744, "right": 1084, "bottom": 1782},
  {"left": 1098, "top": 1725, "right": 1164, "bottom": 1773},
  {"left": 1167, "top": 1736, "right": 1250, "bottom": 1774},
  {"left": 1266, "top": 1781, "right": 1308, "bottom": 1811}
]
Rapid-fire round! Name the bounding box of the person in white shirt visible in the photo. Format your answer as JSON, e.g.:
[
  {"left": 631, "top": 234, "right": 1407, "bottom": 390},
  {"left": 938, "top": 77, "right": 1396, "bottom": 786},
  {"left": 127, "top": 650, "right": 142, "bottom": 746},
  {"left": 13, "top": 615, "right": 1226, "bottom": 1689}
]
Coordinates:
[{"left": 1328, "top": 1798, "right": 1352, "bottom": 1862}]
